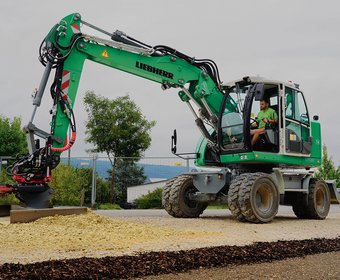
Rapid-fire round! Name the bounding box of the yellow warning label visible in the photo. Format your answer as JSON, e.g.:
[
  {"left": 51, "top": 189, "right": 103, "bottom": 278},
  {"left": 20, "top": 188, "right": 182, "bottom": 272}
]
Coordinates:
[{"left": 101, "top": 50, "right": 109, "bottom": 58}]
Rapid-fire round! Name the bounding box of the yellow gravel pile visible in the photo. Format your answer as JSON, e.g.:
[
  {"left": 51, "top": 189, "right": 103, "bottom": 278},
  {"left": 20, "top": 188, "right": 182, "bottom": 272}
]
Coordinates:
[{"left": 0, "top": 212, "right": 220, "bottom": 264}]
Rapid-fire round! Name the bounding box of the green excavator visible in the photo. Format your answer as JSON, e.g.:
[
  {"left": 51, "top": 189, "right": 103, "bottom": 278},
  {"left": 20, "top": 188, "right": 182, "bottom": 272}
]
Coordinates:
[{"left": 1, "top": 13, "right": 339, "bottom": 222}]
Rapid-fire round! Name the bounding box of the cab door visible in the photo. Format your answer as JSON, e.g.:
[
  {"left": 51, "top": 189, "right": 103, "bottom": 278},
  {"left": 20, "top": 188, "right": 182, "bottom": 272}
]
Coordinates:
[{"left": 284, "top": 86, "right": 312, "bottom": 154}]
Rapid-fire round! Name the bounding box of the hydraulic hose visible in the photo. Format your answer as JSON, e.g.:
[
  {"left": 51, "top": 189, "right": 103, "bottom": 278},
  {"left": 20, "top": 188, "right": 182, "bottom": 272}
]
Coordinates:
[{"left": 51, "top": 131, "right": 76, "bottom": 153}]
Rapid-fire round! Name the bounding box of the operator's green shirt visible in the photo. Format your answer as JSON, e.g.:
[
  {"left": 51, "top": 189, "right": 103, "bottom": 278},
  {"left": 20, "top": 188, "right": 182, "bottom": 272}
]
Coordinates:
[{"left": 257, "top": 108, "right": 278, "bottom": 129}]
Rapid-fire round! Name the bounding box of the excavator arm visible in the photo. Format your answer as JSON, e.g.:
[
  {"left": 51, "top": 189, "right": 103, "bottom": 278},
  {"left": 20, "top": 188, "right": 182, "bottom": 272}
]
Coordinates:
[
  {"left": 2, "top": 13, "right": 237, "bottom": 207},
  {"left": 36, "top": 12, "right": 233, "bottom": 153}
]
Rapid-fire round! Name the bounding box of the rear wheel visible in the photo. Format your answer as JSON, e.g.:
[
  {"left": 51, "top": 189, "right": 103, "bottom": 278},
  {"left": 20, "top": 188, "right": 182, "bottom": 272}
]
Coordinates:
[
  {"left": 238, "top": 173, "right": 279, "bottom": 223},
  {"left": 292, "top": 180, "right": 330, "bottom": 220},
  {"left": 165, "top": 175, "right": 207, "bottom": 218},
  {"left": 308, "top": 180, "right": 330, "bottom": 219},
  {"left": 309, "top": 180, "right": 330, "bottom": 219}
]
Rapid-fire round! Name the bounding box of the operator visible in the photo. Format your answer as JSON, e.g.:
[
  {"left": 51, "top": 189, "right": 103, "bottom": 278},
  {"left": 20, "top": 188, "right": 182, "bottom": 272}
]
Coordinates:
[{"left": 250, "top": 99, "right": 278, "bottom": 146}]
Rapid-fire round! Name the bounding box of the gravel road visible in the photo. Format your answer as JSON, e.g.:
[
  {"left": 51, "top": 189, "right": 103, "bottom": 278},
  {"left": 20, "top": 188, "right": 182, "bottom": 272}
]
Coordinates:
[
  {"left": 96, "top": 205, "right": 340, "bottom": 248},
  {"left": 95, "top": 205, "right": 340, "bottom": 217}
]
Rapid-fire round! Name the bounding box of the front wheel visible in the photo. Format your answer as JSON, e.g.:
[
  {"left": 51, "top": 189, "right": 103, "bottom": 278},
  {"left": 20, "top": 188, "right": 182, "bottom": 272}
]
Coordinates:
[{"left": 164, "top": 175, "right": 207, "bottom": 218}]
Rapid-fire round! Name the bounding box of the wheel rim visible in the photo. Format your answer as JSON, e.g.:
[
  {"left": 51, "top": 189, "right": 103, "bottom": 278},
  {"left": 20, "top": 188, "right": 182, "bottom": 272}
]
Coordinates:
[
  {"left": 183, "top": 185, "right": 198, "bottom": 209},
  {"left": 315, "top": 187, "right": 326, "bottom": 213},
  {"left": 255, "top": 183, "right": 274, "bottom": 213}
]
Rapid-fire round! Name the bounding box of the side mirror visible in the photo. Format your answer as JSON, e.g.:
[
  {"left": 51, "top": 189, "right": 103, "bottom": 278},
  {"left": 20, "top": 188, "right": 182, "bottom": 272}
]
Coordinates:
[
  {"left": 171, "top": 129, "right": 177, "bottom": 154},
  {"left": 313, "top": 115, "right": 319, "bottom": 121}
]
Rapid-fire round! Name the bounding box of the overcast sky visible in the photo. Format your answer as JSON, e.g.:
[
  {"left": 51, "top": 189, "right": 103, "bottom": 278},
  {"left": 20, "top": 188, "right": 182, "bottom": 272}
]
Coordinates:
[{"left": 0, "top": 0, "right": 339, "bottom": 165}]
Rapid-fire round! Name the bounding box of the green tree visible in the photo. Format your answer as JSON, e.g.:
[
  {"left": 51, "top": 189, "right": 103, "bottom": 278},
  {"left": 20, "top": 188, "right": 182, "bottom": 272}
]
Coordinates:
[
  {"left": 95, "top": 177, "right": 110, "bottom": 204},
  {"left": 83, "top": 91, "right": 155, "bottom": 203},
  {"left": 107, "top": 159, "right": 146, "bottom": 204},
  {"left": 314, "top": 145, "right": 340, "bottom": 188},
  {"left": 0, "top": 116, "right": 27, "bottom": 156}
]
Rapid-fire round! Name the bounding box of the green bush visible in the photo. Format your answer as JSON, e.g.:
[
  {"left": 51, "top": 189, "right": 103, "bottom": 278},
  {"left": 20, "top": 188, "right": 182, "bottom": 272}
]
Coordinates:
[
  {"left": 0, "top": 168, "right": 21, "bottom": 205},
  {"left": 98, "top": 203, "right": 121, "bottom": 210},
  {"left": 0, "top": 168, "right": 15, "bottom": 185},
  {"left": 0, "top": 193, "right": 21, "bottom": 205},
  {"left": 49, "top": 163, "right": 92, "bottom": 206},
  {"left": 135, "top": 188, "right": 163, "bottom": 209}
]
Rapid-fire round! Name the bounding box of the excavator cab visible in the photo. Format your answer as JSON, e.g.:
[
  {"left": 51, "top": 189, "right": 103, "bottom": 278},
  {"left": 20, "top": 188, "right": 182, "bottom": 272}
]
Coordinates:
[
  {"left": 219, "top": 80, "right": 279, "bottom": 153},
  {"left": 217, "top": 77, "right": 314, "bottom": 159}
]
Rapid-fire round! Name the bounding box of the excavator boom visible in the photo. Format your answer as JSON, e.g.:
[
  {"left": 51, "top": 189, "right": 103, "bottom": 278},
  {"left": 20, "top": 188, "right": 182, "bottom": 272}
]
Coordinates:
[
  {"left": 30, "top": 12, "right": 231, "bottom": 155},
  {"left": 3, "top": 13, "right": 234, "bottom": 207}
]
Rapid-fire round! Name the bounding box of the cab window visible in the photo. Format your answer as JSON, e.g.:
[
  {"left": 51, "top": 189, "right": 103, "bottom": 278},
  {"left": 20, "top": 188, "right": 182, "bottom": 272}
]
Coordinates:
[
  {"left": 285, "top": 87, "right": 311, "bottom": 154},
  {"left": 250, "top": 84, "right": 279, "bottom": 153},
  {"left": 220, "top": 87, "right": 247, "bottom": 150}
]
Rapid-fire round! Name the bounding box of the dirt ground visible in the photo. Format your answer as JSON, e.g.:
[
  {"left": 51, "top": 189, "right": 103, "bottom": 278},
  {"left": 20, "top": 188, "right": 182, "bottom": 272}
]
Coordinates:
[
  {"left": 0, "top": 207, "right": 340, "bottom": 264},
  {"left": 141, "top": 252, "right": 340, "bottom": 280}
]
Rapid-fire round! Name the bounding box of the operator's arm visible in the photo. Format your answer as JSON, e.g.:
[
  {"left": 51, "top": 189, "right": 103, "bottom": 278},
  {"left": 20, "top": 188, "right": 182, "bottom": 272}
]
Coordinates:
[{"left": 263, "top": 109, "right": 278, "bottom": 125}]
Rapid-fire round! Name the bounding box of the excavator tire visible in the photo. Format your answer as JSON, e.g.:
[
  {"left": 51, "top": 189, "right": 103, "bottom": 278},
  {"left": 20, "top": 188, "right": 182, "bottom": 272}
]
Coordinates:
[
  {"left": 308, "top": 180, "right": 330, "bottom": 219},
  {"left": 306, "top": 180, "right": 331, "bottom": 219},
  {"left": 238, "top": 173, "right": 279, "bottom": 223},
  {"left": 162, "top": 177, "right": 178, "bottom": 216},
  {"left": 292, "top": 180, "right": 330, "bottom": 219},
  {"left": 227, "top": 174, "right": 248, "bottom": 221},
  {"left": 166, "top": 175, "right": 207, "bottom": 218}
]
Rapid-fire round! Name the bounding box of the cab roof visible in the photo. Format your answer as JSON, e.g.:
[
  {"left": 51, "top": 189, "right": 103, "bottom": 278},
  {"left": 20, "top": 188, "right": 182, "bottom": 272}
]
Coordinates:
[{"left": 223, "top": 76, "right": 301, "bottom": 91}]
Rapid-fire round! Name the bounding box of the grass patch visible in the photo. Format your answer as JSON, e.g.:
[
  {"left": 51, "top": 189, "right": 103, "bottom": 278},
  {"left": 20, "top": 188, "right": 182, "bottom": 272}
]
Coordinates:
[{"left": 98, "top": 203, "right": 121, "bottom": 210}]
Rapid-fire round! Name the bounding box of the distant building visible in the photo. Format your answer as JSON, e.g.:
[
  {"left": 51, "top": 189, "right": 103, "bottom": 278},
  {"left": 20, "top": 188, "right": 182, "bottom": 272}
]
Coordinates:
[{"left": 127, "top": 179, "right": 169, "bottom": 203}]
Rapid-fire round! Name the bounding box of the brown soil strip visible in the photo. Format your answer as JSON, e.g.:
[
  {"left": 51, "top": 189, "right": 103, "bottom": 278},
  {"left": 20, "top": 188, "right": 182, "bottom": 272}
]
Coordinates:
[{"left": 0, "top": 237, "right": 339, "bottom": 280}]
